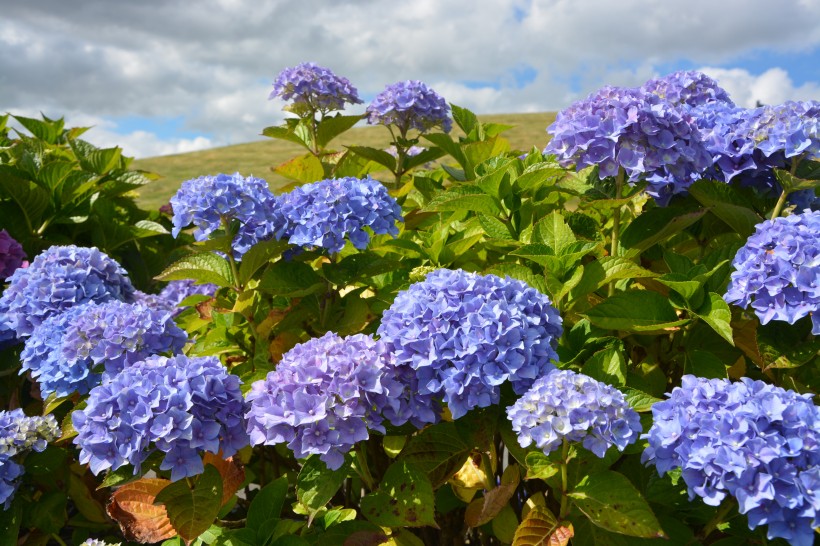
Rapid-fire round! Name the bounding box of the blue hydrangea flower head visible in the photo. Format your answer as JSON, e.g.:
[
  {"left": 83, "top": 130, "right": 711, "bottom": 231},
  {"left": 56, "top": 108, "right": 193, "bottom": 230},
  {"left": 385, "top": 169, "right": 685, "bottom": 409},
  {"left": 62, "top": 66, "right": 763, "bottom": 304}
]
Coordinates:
[
  {"left": 746, "top": 101, "right": 820, "bottom": 161},
  {"left": 544, "top": 85, "right": 713, "bottom": 205},
  {"left": 21, "top": 300, "right": 188, "bottom": 398},
  {"left": 0, "top": 245, "right": 135, "bottom": 338},
  {"left": 642, "top": 71, "right": 735, "bottom": 108},
  {"left": 724, "top": 210, "right": 820, "bottom": 333},
  {"left": 273, "top": 176, "right": 403, "bottom": 254},
  {"left": 507, "top": 369, "right": 642, "bottom": 457},
  {"left": 366, "top": 80, "right": 452, "bottom": 134},
  {"left": 0, "top": 409, "right": 59, "bottom": 508},
  {"left": 72, "top": 354, "right": 248, "bottom": 482},
  {"left": 158, "top": 280, "right": 218, "bottom": 315},
  {"left": 377, "top": 269, "right": 563, "bottom": 420},
  {"left": 642, "top": 375, "right": 820, "bottom": 546},
  {"left": 80, "top": 540, "right": 121, "bottom": 546},
  {"left": 0, "top": 229, "right": 26, "bottom": 280},
  {"left": 246, "top": 332, "right": 397, "bottom": 470},
  {"left": 170, "top": 173, "right": 281, "bottom": 259},
  {"left": 271, "top": 62, "right": 362, "bottom": 113}
]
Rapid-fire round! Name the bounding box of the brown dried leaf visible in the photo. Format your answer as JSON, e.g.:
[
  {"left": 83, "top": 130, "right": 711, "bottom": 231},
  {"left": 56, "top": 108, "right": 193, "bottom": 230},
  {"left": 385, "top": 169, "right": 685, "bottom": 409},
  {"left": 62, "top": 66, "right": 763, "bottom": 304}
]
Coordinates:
[
  {"left": 106, "top": 478, "right": 175, "bottom": 543},
  {"left": 464, "top": 465, "right": 520, "bottom": 528},
  {"left": 512, "top": 506, "right": 573, "bottom": 546},
  {"left": 202, "top": 452, "right": 245, "bottom": 506}
]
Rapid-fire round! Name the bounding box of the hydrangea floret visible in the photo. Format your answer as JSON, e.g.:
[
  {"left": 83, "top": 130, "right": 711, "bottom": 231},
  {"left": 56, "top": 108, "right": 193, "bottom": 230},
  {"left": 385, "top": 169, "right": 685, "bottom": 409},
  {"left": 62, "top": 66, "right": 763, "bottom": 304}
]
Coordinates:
[
  {"left": 158, "top": 279, "right": 218, "bottom": 315},
  {"left": 641, "top": 70, "right": 734, "bottom": 108},
  {"left": 270, "top": 62, "right": 362, "bottom": 114},
  {"left": 72, "top": 354, "right": 248, "bottom": 482},
  {"left": 377, "top": 269, "right": 563, "bottom": 419},
  {"left": 724, "top": 210, "right": 820, "bottom": 333},
  {"left": 642, "top": 375, "right": 820, "bottom": 546},
  {"left": 246, "top": 332, "right": 395, "bottom": 470},
  {"left": 170, "top": 173, "right": 280, "bottom": 259},
  {"left": 79, "top": 540, "right": 121, "bottom": 546},
  {"left": 366, "top": 80, "right": 452, "bottom": 134},
  {"left": 0, "top": 229, "right": 26, "bottom": 280},
  {"left": 507, "top": 369, "right": 642, "bottom": 457},
  {"left": 0, "top": 245, "right": 135, "bottom": 338},
  {"left": 0, "top": 409, "right": 59, "bottom": 508},
  {"left": 272, "top": 176, "right": 402, "bottom": 254},
  {"left": 544, "top": 85, "right": 713, "bottom": 205},
  {"left": 21, "top": 301, "right": 188, "bottom": 398}
]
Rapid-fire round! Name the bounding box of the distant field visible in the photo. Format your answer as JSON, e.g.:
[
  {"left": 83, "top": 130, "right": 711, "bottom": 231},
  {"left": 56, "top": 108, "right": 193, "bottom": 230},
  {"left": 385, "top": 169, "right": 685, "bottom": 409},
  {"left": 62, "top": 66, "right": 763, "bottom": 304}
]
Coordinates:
[{"left": 133, "top": 112, "right": 556, "bottom": 210}]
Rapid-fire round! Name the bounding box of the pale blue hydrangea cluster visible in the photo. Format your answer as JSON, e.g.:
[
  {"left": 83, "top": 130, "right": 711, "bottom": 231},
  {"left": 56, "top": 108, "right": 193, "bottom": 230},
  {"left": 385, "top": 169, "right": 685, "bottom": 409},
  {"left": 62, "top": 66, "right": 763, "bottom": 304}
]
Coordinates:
[
  {"left": 270, "top": 62, "right": 362, "bottom": 113},
  {"left": 21, "top": 301, "right": 187, "bottom": 398},
  {"left": 79, "top": 540, "right": 120, "bottom": 546},
  {"left": 507, "top": 369, "right": 642, "bottom": 458},
  {"left": 158, "top": 279, "right": 218, "bottom": 315},
  {"left": 0, "top": 229, "right": 26, "bottom": 280},
  {"left": 0, "top": 245, "right": 135, "bottom": 339},
  {"left": 642, "top": 375, "right": 820, "bottom": 546},
  {"left": 246, "top": 332, "right": 395, "bottom": 470},
  {"left": 641, "top": 70, "right": 734, "bottom": 107},
  {"left": 0, "top": 409, "right": 59, "bottom": 508},
  {"left": 366, "top": 80, "right": 452, "bottom": 134},
  {"left": 724, "top": 210, "right": 820, "bottom": 333},
  {"left": 170, "top": 173, "right": 280, "bottom": 259},
  {"left": 72, "top": 354, "right": 248, "bottom": 482},
  {"left": 544, "top": 85, "right": 713, "bottom": 205},
  {"left": 377, "top": 269, "right": 563, "bottom": 419},
  {"left": 272, "top": 176, "right": 403, "bottom": 254}
]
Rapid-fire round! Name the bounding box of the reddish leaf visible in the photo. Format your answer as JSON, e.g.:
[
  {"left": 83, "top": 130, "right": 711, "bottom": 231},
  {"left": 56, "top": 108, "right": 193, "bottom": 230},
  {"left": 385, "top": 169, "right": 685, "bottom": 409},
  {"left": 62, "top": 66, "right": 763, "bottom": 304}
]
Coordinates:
[
  {"left": 106, "top": 478, "right": 175, "bottom": 543},
  {"left": 203, "top": 452, "right": 245, "bottom": 506},
  {"left": 512, "top": 506, "right": 573, "bottom": 546}
]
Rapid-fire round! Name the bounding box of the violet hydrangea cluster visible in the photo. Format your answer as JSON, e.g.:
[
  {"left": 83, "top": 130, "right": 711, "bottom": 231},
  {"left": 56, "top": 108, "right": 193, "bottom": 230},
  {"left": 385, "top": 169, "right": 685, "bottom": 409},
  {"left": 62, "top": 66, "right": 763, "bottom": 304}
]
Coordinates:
[
  {"left": 80, "top": 540, "right": 120, "bottom": 546},
  {"left": 507, "top": 369, "right": 642, "bottom": 458},
  {"left": 21, "top": 300, "right": 187, "bottom": 398},
  {"left": 0, "top": 409, "right": 59, "bottom": 508},
  {"left": 366, "top": 80, "right": 452, "bottom": 134},
  {"left": 246, "top": 332, "right": 396, "bottom": 470},
  {"left": 724, "top": 210, "right": 820, "bottom": 333},
  {"left": 641, "top": 70, "right": 734, "bottom": 108},
  {"left": 270, "top": 62, "right": 362, "bottom": 113},
  {"left": 72, "top": 354, "right": 248, "bottom": 482},
  {"left": 0, "top": 245, "right": 135, "bottom": 339},
  {"left": 170, "top": 173, "right": 280, "bottom": 259},
  {"left": 544, "top": 85, "right": 713, "bottom": 205},
  {"left": 272, "top": 176, "right": 403, "bottom": 254},
  {"left": 642, "top": 375, "right": 820, "bottom": 546},
  {"left": 158, "top": 279, "right": 218, "bottom": 315},
  {"left": 0, "top": 229, "right": 26, "bottom": 280},
  {"left": 377, "top": 269, "right": 563, "bottom": 420}
]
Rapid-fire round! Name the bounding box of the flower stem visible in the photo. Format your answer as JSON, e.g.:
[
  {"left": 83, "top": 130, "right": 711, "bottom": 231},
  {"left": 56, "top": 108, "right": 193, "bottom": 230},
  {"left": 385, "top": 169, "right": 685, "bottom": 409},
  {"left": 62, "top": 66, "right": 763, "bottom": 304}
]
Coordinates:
[
  {"left": 771, "top": 190, "right": 789, "bottom": 221},
  {"left": 608, "top": 168, "right": 625, "bottom": 296},
  {"left": 700, "top": 498, "right": 735, "bottom": 539},
  {"left": 559, "top": 439, "right": 571, "bottom": 519},
  {"left": 51, "top": 535, "right": 68, "bottom": 546},
  {"left": 355, "top": 442, "right": 376, "bottom": 491}
]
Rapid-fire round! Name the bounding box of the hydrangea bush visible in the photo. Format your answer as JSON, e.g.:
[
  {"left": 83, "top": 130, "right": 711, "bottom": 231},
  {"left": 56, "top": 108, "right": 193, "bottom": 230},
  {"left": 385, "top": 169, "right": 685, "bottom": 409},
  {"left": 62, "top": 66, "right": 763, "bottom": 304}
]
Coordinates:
[{"left": 3, "top": 69, "right": 820, "bottom": 546}]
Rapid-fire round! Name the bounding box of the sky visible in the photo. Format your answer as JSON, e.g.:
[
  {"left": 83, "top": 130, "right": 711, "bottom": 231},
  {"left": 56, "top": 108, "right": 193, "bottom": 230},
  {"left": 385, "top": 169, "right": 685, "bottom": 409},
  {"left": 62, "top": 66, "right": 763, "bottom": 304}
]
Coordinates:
[{"left": 2, "top": 0, "right": 819, "bottom": 159}]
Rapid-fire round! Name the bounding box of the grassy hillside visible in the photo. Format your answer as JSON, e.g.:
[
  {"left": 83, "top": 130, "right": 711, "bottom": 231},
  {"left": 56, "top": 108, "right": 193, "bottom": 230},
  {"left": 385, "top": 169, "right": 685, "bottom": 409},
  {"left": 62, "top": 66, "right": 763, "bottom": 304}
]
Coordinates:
[{"left": 133, "top": 112, "right": 556, "bottom": 210}]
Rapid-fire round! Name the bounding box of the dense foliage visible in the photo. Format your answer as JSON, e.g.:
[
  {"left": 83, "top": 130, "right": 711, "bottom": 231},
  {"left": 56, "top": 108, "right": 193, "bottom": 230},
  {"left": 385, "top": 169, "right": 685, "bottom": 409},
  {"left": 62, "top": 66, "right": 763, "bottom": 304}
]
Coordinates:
[{"left": 1, "top": 67, "right": 819, "bottom": 546}]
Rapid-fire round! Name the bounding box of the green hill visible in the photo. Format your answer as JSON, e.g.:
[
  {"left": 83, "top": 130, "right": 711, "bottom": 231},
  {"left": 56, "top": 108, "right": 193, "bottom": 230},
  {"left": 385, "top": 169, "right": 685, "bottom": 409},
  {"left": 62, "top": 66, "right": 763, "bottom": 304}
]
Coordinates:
[{"left": 132, "top": 112, "right": 556, "bottom": 210}]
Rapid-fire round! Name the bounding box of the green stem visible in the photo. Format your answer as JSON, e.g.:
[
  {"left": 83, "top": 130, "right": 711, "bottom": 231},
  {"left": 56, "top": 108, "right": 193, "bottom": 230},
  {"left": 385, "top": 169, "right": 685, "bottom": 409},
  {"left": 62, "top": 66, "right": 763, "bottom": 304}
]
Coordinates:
[
  {"left": 50, "top": 535, "right": 68, "bottom": 546},
  {"left": 355, "top": 443, "right": 376, "bottom": 491},
  {"left": 771, "top": 190, "right": 789, "bottom": 221},
  {"left": 559, "top": 439, "right": 570, "bottom": 519},
  {"left": 608, "top": 168, "right": 625, "bottom": 296},
  {"left": 220, "top": 217, "right": 243, "bottom": 291},
  {"left": 701, "top": 498, "right": 735, "bottom": 539}
]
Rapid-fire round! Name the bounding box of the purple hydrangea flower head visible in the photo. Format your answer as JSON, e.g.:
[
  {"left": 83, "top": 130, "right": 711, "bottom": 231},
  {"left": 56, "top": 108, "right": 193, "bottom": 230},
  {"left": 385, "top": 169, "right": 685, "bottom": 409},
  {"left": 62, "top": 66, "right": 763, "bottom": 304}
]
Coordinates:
[
  {"left": 158, "top": 280, "right": 218, "bottom": 315},
  {"left": 72, "top": 354, "right": 248, "bottom": 482},
  {"left": 724, "top": 210, "right": 820, "bottom": 333},
  {"left": 170, "top": 173, "right": 281, "bottom": 259},
  {"left": 746, "top": 101, "right": 820, "bottom": 161},
  {"left": 0, "top": 245, "right": 135, "bottom": 338},
  {"left": 273, "top": 176, "right": 402, "bottom": 254},
  {"left": 377, "top": 269, "right": 563, "bottom": 420},
  {"left": 545, "top": 85, "right": 713, "bottom": 205},
  {"left": 80, "top": 540, "right": 121, "bottom": 546},
  {"left": 0, "top": 409, "right": 59, "bottom": 508},
  {"left": 507, "top": 369, "right": 642, "bottom": 458},
  {"left": 0, "top": 230, "right": 26, "bottom": 280},
  {"left": 21, "top": 300, "right": 188, "bottom": 398},
  {"left": 642, "top": 71, "right": 735, "bottom": 108},
  {"left": 642, "top": 375, "right": 820, "bottom": 546},
  {"left": 246, "top": 332, "right": 399, "bottom": 470},
  {"left": 270, "top": 62, "right": 362, "bottom": 113},
  {"left": 788, "top": 189, "right": 820, "bottom": 212},
  {"left": 366, "top": 80, "right": 452, "bottom": 134}
]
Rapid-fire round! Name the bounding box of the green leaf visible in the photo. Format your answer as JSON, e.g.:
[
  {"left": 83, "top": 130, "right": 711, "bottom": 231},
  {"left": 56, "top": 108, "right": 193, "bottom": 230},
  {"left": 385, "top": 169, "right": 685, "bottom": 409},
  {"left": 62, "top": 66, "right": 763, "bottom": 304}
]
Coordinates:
[
  {"left": 533, "top": 211, "right": 576, "bottom": 254},
  {"left": 584, "top": 290, "right": 689, "bottom": 332},
  {"left": 156, "top": 252, "right": 235, "bottom": 288},
  {"left": 685, "top": 349, "right": 728, "bottom": 379},
  {"left": 83, "top": 146, "right": 123, "bottom": 175},
  {"left": 247, "top": 477, "right": 289, "bottom": 531},
  {"left": 451, "top": 104, "right": 480, "bottom": 135},
  {"left": 262, "top": 124, "right": 312, "bottom": 147},
  {"left": 13, "top": 114, "right": 63, "bottom": 143},
  {"left": 581, "top": 346, "right": 627, "bottom": 386},
  {"left": 258, "top": 260, "right": 325, "bottom": 297},
  {"left": 511, "top": 506, "right": 573, "bottom": 546},
  {"left": 619, "top": 388, "right": 663, "bottom": 412},
  {"left": 568, "top": 471, "right": 664, "bottom": 538},
  {"left": 156, "top": 465, "right": 223, "bottom": 544},
  {"left": 475, "top": 157, "right": 514, "bottom": 198},
  {"left": 510, "top": 243, "right": 555, "bottom": 266},
  {"left": 424, "top": 186, "right": 502, "bottom": 215},
  {"left": 422, "top": 132, "right": 468, "bottom": 172},
  {"left": 569, "top": 257, "right": 657, "bottom": 304},
  {"left": 238, "top": 239, "right": 288, "bottom": 284},
  {"left": 694, "top": 292, "right": 734, "bottom": 345},
  {"left": 347, "top": 145, "right": 397, "bottom": 171},
  {"left": 274, "top": 152, "right": 325, "bottom": 183},
  {"left": 316, "top": 114, "right": 363, "bottom": 148},
  {"left": 399, "top": 422, "right": 471, "bottom": 488},
  {"left": 514, "top": 163, "right": 566, "bottom": 191},
  {"left": 485, "top": 263, "right": 548, "bottom": 295},
  {"left": 775, "top": 167, "right": 819, "bottom": 193},
  {"left": 296, "top": 456, "right": 351, "bottom": 518},
  {"left": 478, "top": 214, "right": 514, "bottom": 240},
  {"left": 656, "top": 273, "right": 704, "bottom": 308},
  {"left": 28, "top": 491, "right": 67, "bottom": 534},
  {"left": 689, "top": 180, "right": 763, "bottom": 237},
  {"left": 524, "top": 452, "right": 560, "bottom": 481},
  {"left": 0, "top": 165, "right": 50, "bottom": 231},
  {"left": 619, "top": 208, "right": 706, "bottom": 257},
  {"left": 0, "top": 499, "right": 22, "bottom": 544},
  {"left": 361, "top": 461, "right": 438, "bottom": 528}
]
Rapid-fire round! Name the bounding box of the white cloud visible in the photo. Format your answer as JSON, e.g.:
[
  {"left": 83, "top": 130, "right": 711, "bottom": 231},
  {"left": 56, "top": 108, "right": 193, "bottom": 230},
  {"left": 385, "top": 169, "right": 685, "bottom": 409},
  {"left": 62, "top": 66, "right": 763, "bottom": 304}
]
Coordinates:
[{"left": 699, "top": 66, "right": 820, "bottom": 107}]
